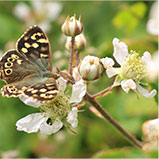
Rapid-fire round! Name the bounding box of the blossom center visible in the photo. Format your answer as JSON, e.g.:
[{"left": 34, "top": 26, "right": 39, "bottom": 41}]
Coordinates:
[
  {"left": 40, "top": 95, "right": 70, "bottom": 121},
  {"left": 121, "top": 51, "right": 146, "bottom": 81}
]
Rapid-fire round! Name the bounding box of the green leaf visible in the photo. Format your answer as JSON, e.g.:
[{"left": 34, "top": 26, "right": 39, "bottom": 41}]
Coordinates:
[{"left": 131, "top": 2, "right": 147, "bottom": 18}]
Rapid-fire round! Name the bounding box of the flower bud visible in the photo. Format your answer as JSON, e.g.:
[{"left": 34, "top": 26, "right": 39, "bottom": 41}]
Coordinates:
[
  {"left": 61, "top": 15, "right": 83, "bottom": 37},
  {"left": 78, "top": 56, "right": 104, "bottom": 81},
  {"left": 65, "top": 34, "right": 87, "bottom": 51}
]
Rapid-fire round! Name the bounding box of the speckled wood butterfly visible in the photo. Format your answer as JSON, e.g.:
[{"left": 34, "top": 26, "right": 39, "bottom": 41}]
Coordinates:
[{"left": 0, "top": 25, "right": 59, "bottom": 103}]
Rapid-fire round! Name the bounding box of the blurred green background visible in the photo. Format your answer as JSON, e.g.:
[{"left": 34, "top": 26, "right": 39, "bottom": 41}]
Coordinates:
[{"left": 0, "top": 1, "right": 158, "bottom": 158}]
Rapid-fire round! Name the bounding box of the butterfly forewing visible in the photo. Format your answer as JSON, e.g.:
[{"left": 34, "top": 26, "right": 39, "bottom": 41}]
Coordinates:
[
  {"left": 16, "top": 25, "right": 52, "bottom": 71},
  {"left": 0, "top": 50, "right": 39, "bottom": 84},
  {"left": 0, "top": 26, "right": 58, "bottom": 103}
]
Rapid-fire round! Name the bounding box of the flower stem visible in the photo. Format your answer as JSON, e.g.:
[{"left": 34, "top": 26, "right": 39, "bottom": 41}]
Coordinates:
[
  {"left": 85, "top": 92, "right": 143, "bottom": 149},
  {"left": 92, "top": 85, "right": 113, "bottom": 99},
  {"left": 76, "top": 51, "right": 80, "bottom": 66},
  {"left": 69, "top": 37, "right": 75, "bottom": 76}
]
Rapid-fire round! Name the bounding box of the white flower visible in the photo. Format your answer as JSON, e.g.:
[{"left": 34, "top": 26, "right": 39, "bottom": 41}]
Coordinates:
[
  {"left": 79, "top": 55, "right": 104, "bottom": 81},
  {"left": 113, "top": 38, "right": 129, "bottom": 65},
  {"left": 121, "top": 79, "right": 136, "bottom": 93},
  {"left": 13, "top": 1, "right": 62, "bottom": 32},
  {"left": 70, "top": 67, "right": 87, "bottom": 103},
  {"left": 16, "top": 107, "right": 78, "bottom": 135},
  {"left": 103, "top": 38, "right": 157, "bottom": 98},
  {"left": 70, "top": 79, "right": 86, "bottom": 103},
  {"left": 147, "top": 50, "right": 159, "bottom": 82},
  {"left": 16, "top": 113, "right": 63, "bottom": 135},
  {"left": 146, "top": 1, "right": 159, "bottom": 36},
  {"left": 67, "top": 107, "right": 78, "bottom": 128},
  {"left": 142, "top": 118, "right": 159, "bottom": 152}
]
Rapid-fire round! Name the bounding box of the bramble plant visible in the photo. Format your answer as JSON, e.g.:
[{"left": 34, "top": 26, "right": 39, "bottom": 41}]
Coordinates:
[{"left": 0, "top": 12, "right": 158, "bottom": 156}]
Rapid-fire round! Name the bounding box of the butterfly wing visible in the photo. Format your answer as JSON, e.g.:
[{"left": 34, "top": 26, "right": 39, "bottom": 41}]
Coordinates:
[
  {"left": 1, "top": 76, "right": 58, "bottom": 103},
  {"left": 0, "top": 50, "right": 40, "bottom": 84},
  {"left": 16, "top": 25, "right": 52, "bottom": 71},
  {"left": 0, "top": 26, "right": 59, "bottom": 103}
]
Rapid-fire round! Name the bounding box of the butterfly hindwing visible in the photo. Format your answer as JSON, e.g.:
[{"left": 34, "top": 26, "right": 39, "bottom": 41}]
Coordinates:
[
  {"left": 1, "top": 77, "right": 58, "bottom": 103},
  {"left": 16, "top": 25, "right": 52, "bottom": 71}
]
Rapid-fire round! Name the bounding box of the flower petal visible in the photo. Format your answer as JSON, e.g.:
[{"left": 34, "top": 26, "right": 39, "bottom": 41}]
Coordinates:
[
  {"left": 72, "top": 67, "right": 81, "bottom": 82},
  {"left": 40, "top": 119, "right": 63, "bottom": 135},
  {"left": 113, "top": 38, "right": 129, "bottom": 65},
  {"left": 100, "top": 57, "right": 115, "bottom": 69},
  {"left": 137, "top": 84, "right": 157, "bottom": 98},
  {"left": 141, "top": 51, "right": 152, "bottom": 66},
  {"left": 121, "top": 79, "right": 136, "bottom": 93},
  {"left": 67, "top": 107, "right": 78, "bottom": 128},
  {"left": 70, "top": 79, "right": 86, "bottom": 103},
  {"left": 106, "top": 67, "right": 119, "bottom": 78},
  {"left": 56, "top": 77, "right": 67, "bottom": 93},
  {"left": 19, "top": 95, "right": 41, "bottom": 108},
  {"left": 13, "top": 2, "right": 31, "bottom": 21},
  {"left": 16, "top": 113, "right": 47, "bottom": 133},
  {"left": 46, "top": 2, "right": 62, "bottom": 21}
]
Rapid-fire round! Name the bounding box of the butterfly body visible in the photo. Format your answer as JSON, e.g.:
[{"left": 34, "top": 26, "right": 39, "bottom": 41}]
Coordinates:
[{"left": 0, "top": 26, "right": 59, "bottom": 103}]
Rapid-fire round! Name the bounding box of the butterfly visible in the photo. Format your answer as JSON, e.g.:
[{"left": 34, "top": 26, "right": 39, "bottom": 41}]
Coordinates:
[{"left": 0, "top": 25, "right": 59, "bottom": 103}]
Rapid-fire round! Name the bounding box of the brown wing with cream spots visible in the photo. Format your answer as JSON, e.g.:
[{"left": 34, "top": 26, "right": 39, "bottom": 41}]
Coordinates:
[
  {"left": 1, "top": 77, "right": 58, "bottom": 103},
  {"left": 23, "top": 80, "right": 58, "bottom": 103},
  {"left": 16, "top": 25, "right": 52, "bottom": 71},
  {"left": 0, "top": 50, "right": 39, "bottom": 84}
]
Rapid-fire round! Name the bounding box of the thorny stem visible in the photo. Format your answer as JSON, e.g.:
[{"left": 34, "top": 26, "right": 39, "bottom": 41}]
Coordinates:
[
  {"left": 84, "top": 92, "right": 143, "bottom": 149},
  {"left": 76, "top": 51, "right": 80, "bottom": 66},
  {"left": 68, "top": 34, "right": 143, "bottom": 149},
  {"left": 69, "top": 37, "right": 75, "bottom": 75},
  {"left": 92, "top": 85, "right": 113, "bottom": 99}
]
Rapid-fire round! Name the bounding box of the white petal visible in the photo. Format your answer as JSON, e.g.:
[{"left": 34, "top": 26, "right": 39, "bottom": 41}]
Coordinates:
[
  {"left": 40, "top": 119, "right": 63, "bottom": 135},
  {"left": 106, "top": 67, "right": 119, "bottom": 78},
  {"left": 141, "top": 51, "right": 152, "bottom": 66},
  {"left": 70, "top": 79, "right": 86, "bottom": 103},
  {"left": 30, "top": 1, "right": 43, "bottom": 11},
  {"left": 100, "top": 57, "right": 115, "bottom": 69},
  {"left": 13, "top": 2, "right": 31, "bottom": 21},
  {"left": 56, "top": 77, "right": 67, "bottom": 93},
  {"left": 19, "top": 95, "right": 41, "bottom": 108},
  {"left": 16, "top": 113, "right": 47, "bottom": 133},
  {"left": 137, "top": 84, "right": 157, "bottom": 98},
  {"left": 67, "top": 107, "right": 78, "bottom": 128},
  {"left": 146, "top": 18, "right": 159, "bottom": 36},
  {"left": 72, "top": 67, "right": 81, "bottom": 82},
  {"left": 45, "top": 2, "right": 62, "bottom": 21},
  {"left": 113, "top": 38, "right": 129, "bottom": 65},
  {"left": 121, "top": 79, "right": 136, "bottom": 93}
]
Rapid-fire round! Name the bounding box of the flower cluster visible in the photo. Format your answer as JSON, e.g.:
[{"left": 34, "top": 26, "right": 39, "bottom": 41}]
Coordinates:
[{"left": 101, "top": 38, "right": 157, "bottom": 98}]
